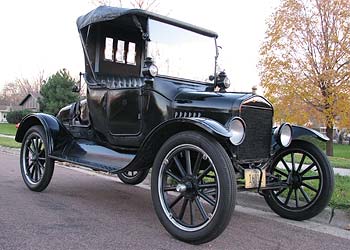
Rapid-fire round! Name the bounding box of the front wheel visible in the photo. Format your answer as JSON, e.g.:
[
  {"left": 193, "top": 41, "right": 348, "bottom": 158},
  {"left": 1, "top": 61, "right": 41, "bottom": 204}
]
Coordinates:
[
  {"left": 20, "top": 125, "right": 55, "bottom": 192},
  {"left": 264, "top": 140, "right": 334, "bottom": 221},
  {"left": 151, "top": 131, "right": 236, "bottom": 244}
]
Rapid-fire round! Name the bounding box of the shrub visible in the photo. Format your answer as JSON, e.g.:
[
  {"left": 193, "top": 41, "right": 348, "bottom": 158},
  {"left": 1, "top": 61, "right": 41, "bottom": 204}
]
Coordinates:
[{"left": 6, "top": 110, "right": 32, "bottom": 124}]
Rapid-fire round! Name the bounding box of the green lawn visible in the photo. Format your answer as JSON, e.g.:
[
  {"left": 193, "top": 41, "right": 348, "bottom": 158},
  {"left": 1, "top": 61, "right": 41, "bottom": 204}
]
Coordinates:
[
  {"left": 0, "top": 123, "right": 17, "bottom": 136},
  {"left": 328, "top": 144, "right": 350, "bottom": 169},
  {"left": 329, "top": 174, "right": 350, "bottom": 211},
  {"left": 332, "top": 144, "right": 350, "bottom": 159},
  {"left": 0, "top": 137, "right": 20, "bottom": 148}
]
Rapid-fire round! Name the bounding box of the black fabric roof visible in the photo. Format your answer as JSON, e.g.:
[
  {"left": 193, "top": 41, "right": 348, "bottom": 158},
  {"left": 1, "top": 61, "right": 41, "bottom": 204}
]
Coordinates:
[{"left": 76, "top": 6, "right": 218, "bottom": 38}]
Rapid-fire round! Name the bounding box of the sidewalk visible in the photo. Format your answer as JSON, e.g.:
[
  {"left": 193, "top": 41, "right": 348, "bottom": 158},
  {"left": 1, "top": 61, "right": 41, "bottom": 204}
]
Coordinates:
[{"left": 0, "top": 134, "right": 15, "bottom": 139}]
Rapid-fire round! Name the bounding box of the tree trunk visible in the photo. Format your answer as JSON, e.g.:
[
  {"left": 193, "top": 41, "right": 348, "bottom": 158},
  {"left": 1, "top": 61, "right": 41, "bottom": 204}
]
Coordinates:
[{"left": 326, "top": 126, "right": 334, "bottom": 156}]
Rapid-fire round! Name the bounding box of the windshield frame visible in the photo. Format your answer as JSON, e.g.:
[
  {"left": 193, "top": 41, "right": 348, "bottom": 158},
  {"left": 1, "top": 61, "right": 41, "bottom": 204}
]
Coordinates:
[{"left": 146, "top": 18, "right": 219, "bottom": 84}]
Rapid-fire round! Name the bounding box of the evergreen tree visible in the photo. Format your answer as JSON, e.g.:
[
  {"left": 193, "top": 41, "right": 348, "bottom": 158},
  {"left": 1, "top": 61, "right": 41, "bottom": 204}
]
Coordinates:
[{"left": 40, "top": 69, "right": 79, "bottom": 115}]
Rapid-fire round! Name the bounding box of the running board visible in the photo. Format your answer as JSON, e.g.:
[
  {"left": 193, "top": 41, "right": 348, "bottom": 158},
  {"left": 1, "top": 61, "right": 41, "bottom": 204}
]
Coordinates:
[{"left": 50, "top": 139, "right": 135, "bottom": 173}]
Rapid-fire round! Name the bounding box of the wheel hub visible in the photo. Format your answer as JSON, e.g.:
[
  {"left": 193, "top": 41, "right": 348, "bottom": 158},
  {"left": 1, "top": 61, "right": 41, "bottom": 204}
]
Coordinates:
[
  {"left": 176, "top": 176, "right": 198, "bottom": 198},
  {"left": 288, "top": 172, "right": 302, "bottom": 188}
]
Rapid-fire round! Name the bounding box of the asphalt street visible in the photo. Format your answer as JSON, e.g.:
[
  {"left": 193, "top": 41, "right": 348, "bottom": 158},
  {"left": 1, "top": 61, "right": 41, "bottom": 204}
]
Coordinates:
[{"left": 1, "top": 150, "right": 350, "bottom": 250}]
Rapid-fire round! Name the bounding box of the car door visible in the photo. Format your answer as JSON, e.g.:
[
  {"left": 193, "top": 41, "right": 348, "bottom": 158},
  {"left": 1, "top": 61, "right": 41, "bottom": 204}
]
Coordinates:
[{"left": 107, "top": 84, "right": 142, "bottom": 136}]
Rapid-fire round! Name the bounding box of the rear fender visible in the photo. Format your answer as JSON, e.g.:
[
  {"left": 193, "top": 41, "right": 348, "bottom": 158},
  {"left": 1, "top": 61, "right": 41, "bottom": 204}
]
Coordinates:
[{"left": 15, "top": 113, "right": 72, "bottom": 154}]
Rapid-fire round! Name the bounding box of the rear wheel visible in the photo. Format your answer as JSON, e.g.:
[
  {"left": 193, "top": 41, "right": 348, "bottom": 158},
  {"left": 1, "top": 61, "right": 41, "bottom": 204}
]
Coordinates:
[
  {"left": 264, "top": 140, "right": 334, "bottom": 220},
  {"left": 151, "top": 131, "right": 236, "bottom": 244},
  {"left": 20, "top": 125, "right": 55, "bottom": 192},
  {"left": 117, "top": 170, "right": 149, "bottom": 185}
]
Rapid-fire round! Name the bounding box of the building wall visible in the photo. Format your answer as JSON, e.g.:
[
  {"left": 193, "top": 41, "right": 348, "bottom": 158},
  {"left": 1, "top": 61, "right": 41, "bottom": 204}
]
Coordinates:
[
  {"left": 0, "top": 111, "right": 8, "bottom": 123},
  {"left": 22, "top": 96, "right": 40, "bottom": 111}
]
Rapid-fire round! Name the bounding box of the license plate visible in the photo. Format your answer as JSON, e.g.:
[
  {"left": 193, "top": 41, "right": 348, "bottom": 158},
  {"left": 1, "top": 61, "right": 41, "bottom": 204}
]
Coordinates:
[{"left": 244, "top": 169, "right": 266, "bottom": 189}]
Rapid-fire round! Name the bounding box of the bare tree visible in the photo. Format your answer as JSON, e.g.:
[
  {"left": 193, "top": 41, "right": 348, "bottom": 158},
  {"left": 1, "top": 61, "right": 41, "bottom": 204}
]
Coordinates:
[{"left": 1, "top": 71, "right": 45, "bottom": 105}]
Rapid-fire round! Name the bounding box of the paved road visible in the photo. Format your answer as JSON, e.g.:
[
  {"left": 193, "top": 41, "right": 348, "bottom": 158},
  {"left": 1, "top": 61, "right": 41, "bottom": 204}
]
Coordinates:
[{"left": 1, "top": 151, "right": 349, "bottom": 250}]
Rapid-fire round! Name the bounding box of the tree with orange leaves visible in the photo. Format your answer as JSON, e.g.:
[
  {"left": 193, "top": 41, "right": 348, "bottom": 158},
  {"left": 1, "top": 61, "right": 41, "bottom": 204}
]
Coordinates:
[{"left": 259, "top": 0, "right": 350, "bottom": 156}]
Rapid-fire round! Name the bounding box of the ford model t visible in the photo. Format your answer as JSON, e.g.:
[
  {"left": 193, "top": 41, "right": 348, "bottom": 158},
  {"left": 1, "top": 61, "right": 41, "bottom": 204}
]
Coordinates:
[{"left": 15, "top": 6, "right": 334, "bottom": 244}]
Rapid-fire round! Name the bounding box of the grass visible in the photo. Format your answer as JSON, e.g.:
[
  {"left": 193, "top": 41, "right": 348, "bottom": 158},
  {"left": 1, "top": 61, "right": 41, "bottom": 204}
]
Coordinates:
[
  {"left": 0, "top": 137, "right": 20, "bottom": 148},
  {"left": 329, "top": 174, "right": 350, "bottom": 211},
  {"left": 333, "top": 144, "right": 350, "bottom": 159},
  {"left": 0, "top": 123, "right": 17, "bottom": 136}
]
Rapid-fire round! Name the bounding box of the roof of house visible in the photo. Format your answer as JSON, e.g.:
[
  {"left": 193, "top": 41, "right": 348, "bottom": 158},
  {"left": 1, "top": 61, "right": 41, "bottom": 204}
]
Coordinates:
[{"left": 19, "top": 93, "right": 41, "bottom": 106}]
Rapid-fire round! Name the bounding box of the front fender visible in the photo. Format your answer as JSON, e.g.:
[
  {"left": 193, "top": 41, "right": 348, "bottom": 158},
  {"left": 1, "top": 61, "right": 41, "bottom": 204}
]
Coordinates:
[
  {"left": 15, "top": 113, "right": 72, "bottom": 154},
  {"left": 271, "top": 125, "right": 328, "bottom": 153},
  {"left": 291, "top": 125, "right": 329, "bottom": 142},
  {"left": 151, "top": 117, "right": 232, "bottom": 140}
]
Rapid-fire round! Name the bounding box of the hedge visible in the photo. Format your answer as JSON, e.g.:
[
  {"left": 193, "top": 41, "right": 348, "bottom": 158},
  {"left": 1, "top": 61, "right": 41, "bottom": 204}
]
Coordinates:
[{"left": 6, "top": 110, "right": 33, "bottom": 124}]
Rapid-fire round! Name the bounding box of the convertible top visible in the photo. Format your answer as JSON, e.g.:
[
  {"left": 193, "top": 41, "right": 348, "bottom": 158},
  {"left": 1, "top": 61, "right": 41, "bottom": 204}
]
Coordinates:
[{"left": 77, "top": 6, "right": 218, "bottom": 38}]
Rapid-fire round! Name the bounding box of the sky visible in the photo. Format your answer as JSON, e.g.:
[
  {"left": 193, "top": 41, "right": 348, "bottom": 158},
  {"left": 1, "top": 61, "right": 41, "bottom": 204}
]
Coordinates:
[{"left": 0, "top": 0, "right": 279, "bottom": 93}]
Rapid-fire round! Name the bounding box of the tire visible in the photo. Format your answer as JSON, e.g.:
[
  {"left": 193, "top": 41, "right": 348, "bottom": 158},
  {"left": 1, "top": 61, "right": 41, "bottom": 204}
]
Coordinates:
[
  {"left": 20, "top": 125, "right": 55, "bottom": 192},
  {"left": 151, "top": 131, "right": 236, "bottom": 244},
  {"left": 117, "top": 169, "right": 149, "bottom": 185},
  {"left": 264, "top": 140, "right": 334, "bottom": 221}
]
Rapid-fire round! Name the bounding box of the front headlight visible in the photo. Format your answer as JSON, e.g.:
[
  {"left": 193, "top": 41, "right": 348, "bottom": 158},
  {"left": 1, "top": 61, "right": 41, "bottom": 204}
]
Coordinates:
[
  {"left": 275, "top": 123, "right": 292, "bottom": 147},
  {"left": 149, "top": 64, "right": 158, "bottom": 77},
  {"left": 228, "top": 117, "right": 246, "bottom": 145}
]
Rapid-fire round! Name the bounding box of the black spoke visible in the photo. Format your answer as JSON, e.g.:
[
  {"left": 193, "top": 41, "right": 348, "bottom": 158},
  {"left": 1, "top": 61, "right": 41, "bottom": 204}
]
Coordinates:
[
  {"left": 195, "top": 197, "right": 208, "bottom": 220},
  {"left": 281, "top": 158, "right": 291, "bottom": 173},
  {"left": 295, "top": 189, "right": 299, "bottom": 208},
  {"left": 37, "top": 161, "right": 45, "bottom": 170},
  {"left": 296, "top": 154, "right": 306, "bottom": 173},
  {"left": 291, "top": 153, "right": 295, "bottom": 172},
  {"left": 173, "top": 156, "right": 186, "bottom": 177},
  {"left": 274, "top": 168, "right": 288, "bottom": 177},
  {"left": 192, "top": 152, "right": 202, "bottom": 175},
  {"left": 189, "top": 200, "right": 194, "bottom": 225},
  {"left": 26, "top": 162, "right": 34, "bottom": 171},
  {"left": 198, "top": 192, "right": 216, "bottom": 206},
  {"left": 275, "top": 187, "right": 287, "bottom": 197},
  {"left": 28, "top": 144, "right": 35, "bottom": 155},
  {"left": 185, "top": 150, "right": 192, "bottom": 175},
  {"left": 165, "top": 170, "right": 181, "bottom": 183},
  {"left": 284, "top": 188, "right": 293, "bottom": 205},
  {"left": 178, "top": 198, "right": 188, "bottom": 220},
  {"left": 299, "top": 187, "right": 311, "bottom": 203},
  {"left": 33, "top": 138, "right": 39, "bottom": 153},
  {"left": 169, "top": 194, "right": 184, "bottom": 209},
  {"left": 302, "top": 182, "right": 318, "bottom": 193},
  {"left": 198, "top": 183, "right": 217, "bottom": 189},
  {"left": 197, "top": 164, "right": 213, "bottom": 180},
  {"left": 163, "top": 186, "right": 177, "bottom": 192},
  {"left": 300, "top": 163, "right": 315, "bottom": 176},
  {"left": 302, "top": 175, "right": 320, "bottom": 181}
]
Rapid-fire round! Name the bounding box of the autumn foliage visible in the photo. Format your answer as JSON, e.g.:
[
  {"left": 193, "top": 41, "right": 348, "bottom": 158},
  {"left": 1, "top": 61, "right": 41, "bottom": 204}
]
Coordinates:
[{"left": 259, "top": 0, "right": 350, "bottom": 155}]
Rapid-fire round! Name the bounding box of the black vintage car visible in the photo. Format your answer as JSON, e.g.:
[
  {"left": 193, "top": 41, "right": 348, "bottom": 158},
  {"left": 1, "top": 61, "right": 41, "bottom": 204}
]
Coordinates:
[{"left": 15, "top": 6, "right": 334, "bottom": 244}]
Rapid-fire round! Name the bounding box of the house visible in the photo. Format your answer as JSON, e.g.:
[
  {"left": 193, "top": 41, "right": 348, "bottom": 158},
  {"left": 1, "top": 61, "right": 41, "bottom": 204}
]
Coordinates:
[
  {"left": 0, "top": 105, "right": 10, "bottom": 123},
  {"left": 19, "top": 93, "right": 41, "bottom": 112}
]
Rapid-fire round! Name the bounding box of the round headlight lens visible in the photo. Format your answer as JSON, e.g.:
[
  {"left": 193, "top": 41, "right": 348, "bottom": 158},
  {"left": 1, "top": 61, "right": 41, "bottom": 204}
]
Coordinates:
[
  {"left": 279, "top": 123, "right": 292, "bottom": 147},
  {"left": 149, "top": 64, "right": 158, "bottom": 77},
  {"left": 228, "top": 117, "right": 246, "bottom": 145},
  {"left": 224, "top": 77, "right": 231, "bottom": 88}
]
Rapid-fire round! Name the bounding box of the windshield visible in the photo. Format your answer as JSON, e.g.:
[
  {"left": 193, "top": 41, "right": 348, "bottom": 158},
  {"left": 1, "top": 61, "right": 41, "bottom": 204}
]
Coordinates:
[{"left": 148, "top": 19, "right": 216, "bottom": 82}]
